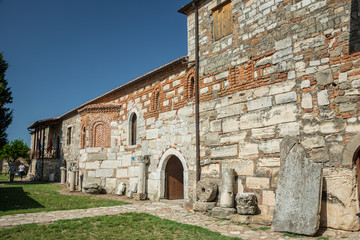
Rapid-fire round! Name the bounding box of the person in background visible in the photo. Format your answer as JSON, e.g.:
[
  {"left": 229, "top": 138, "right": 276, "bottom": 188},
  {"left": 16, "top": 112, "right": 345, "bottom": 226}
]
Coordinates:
[
  {"left": 18, "top": 163, "right": 25, "bottom": 181},
  {"left": 9, "top": 163, "right": 16, "bottom": 182}
]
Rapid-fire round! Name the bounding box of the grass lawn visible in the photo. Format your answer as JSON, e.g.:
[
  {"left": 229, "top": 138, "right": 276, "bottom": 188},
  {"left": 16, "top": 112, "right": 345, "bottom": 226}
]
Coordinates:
[
  {"left": 0, "top": 173, "right": 20, "bottom": 182},
  {"left": 0, "top": 183, "right": 128, "bottom": 216},
  {"left": 0, "top": 213, "right": 240, "bottom": 240}
]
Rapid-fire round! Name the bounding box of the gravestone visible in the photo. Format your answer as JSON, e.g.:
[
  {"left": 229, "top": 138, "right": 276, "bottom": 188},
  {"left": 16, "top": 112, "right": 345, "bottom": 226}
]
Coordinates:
[{"left": 272, "top": 138, "right": 322, "bottom": 236}]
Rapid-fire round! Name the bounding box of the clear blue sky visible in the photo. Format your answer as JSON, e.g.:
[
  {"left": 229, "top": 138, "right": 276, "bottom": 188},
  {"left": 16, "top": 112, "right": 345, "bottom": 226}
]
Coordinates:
[{"left": 0, "top": 0, "right": 189, "bottom": 146}]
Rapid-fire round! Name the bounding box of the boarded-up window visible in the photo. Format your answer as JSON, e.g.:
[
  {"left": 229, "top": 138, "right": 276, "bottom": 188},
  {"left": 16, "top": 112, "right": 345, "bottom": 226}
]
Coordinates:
[
  {"left": 94, "top": 124, "right": 105, "bottom": 147},
  {"left": 213, "top": 1, "right": 232, "bottom": 41}
]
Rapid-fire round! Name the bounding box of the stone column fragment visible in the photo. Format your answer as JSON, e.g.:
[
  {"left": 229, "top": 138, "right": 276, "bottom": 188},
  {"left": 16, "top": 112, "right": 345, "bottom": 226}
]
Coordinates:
[{"left": 220, "top": 168, "right": 235, "bottom": 208}]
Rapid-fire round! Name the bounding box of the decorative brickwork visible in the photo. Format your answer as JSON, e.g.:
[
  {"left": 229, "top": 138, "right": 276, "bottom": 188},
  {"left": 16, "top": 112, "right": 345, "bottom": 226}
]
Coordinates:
[{"left": 89, "top": 120, "right": 110, "bottom": 148}]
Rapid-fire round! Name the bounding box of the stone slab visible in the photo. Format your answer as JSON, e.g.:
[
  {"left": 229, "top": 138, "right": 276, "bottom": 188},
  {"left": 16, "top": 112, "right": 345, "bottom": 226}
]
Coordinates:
[
  {"left": 211, "top": 207, "right": 236, "bottom": 219},
  {"left": 272, "top": 140, "right": 322, "bottom": 236}
]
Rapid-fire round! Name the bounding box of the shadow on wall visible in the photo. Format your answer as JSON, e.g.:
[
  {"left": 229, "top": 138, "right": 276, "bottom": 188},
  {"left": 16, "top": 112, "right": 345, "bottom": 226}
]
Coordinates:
[
  {"left": 0, "top": 187, "right": 45, "bottom": 212},
  {"left": 350, "top": 0, "right": 360, "bottom": 54}
]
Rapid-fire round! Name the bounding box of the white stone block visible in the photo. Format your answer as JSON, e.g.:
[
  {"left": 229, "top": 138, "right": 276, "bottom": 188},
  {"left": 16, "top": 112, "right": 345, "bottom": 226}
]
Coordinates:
[
  {"left": 217, "top": 103, "right": 243, "bottom": 118},
  {"left": 247, "top": 97, "right": 272, "bottom": 111},
  {"left": 278, "top": 122, "right": 300, "bottom": 137},
  {"left": 240, "top": 111, "right": 264, "bottom": 130},
  {"left": 251, "top": 126, "right": 275, "bottom": 139},
  {"left": 301, "top": 93, "right": 313, "bottom": 109},
  {"left": 269, "top": 80, "right": 296, "bottom": 95},
  {"left": 318, "top": 90, "right": 329, "bottom": 106},
  {"left": 146, "top": 129, "right": 159, "bottom": 140},
  {"left": 263, "top": 104, "right": 298, "bottom": 126},
  {"left": 257, "top": 158, "right": 280, "bottom": 167},
  {"left": 239, "top": 143, "right": 259, "bottom": 158},
  {"left": 222, "top": 117, "right": 240, "bottom": 133},
  {"left": 339, "top": 72, "right": 347, "bottom": 83},
  {"left": 301, "top": 136, "right": 325, "bottom": 149},
  {"left": 220, "top": 133, "right": 247, "bottom": 144},
  {"left": 259, "top": 139, "right": 281, "bottom": 154},
  {"left": 275, "top": 92, "right": 297, "bottom": 104},
  {"left": 246, "top": 177, "right": 270, "bottom": 189},
  {"left": 215, "top": 71, "right": 229, "bottom": 80},
  {"left": 211, "top": 145, "right": 238, "bottom": 159},
  {"left": 262, "top": 190, "right": 276, "bottom": 206},
  {"left": 116, "top": 168, "right": 128, "bottom": 178},
  {"left": 95, "top": 169, "right": 114, "bottom": 178},
  {"left": 223, "top": 159, "right": 254, "bottom": 176},
  {"left": 101, "top": 160, "right": 120, "bottom": 169}
]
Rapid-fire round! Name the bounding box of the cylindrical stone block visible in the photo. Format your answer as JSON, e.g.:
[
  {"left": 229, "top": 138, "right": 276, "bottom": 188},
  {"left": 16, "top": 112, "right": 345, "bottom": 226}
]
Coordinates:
[
  {"left": 220, "top": 168, "right": 235, "bottom": 208},
  {"left": 60, "top": 167, "right": 66, "bottom": 184},
  {"left": 69, "top": 171, "right": 76, "bottom": 192}
]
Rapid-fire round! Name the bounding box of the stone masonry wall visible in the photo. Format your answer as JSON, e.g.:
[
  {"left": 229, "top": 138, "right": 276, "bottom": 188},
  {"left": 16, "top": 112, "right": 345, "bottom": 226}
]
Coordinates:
[
  {"left": 184, "top": 0, "right": 360, "bottom": 230},
  {"left": 55, "top": 0, "right": 360, "bottom": 230}
]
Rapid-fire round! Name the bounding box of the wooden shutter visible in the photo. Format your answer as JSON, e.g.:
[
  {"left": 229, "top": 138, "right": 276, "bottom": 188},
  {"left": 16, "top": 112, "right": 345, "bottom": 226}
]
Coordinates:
[{"left": 213, "top": 1, "right": 232, "bottom": 41}]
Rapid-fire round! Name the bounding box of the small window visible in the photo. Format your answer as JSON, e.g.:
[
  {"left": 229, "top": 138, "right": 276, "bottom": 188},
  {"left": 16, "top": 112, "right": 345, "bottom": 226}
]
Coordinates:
[
  {"left": 67, "top": 127, "right": 72, "bottom": 145},
  {"left": 189, "top": 77, "right": 195, "bottom": 98},
  {"left": 81, "top": 126, "right": 86, "bottom": 149},
  {"left": 130, "top": 113, "right": 137, "bottom": 145},
  {"left": 213, "top": 1, "right": 232, "bottom": 41},
  {"left": 155, "top": 91, "right": 160, "bottom": 109}
]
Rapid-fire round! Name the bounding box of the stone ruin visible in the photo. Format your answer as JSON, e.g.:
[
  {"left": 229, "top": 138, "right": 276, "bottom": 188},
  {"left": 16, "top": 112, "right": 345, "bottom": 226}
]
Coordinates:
[
  {"left": 193, "top": 178, "right": 218, "bottom": 211},
  {"left": 212, "top": 168, "right": 236, "bottom": 219},
  {"left": 116, "top": 182, "right": 126, "bottom": 196},
  {"left": 83, "top": 183, "right": 102, "bottom": 194},
  {"left": 235, "top": 193, "right": 258, "bottom": 215}
]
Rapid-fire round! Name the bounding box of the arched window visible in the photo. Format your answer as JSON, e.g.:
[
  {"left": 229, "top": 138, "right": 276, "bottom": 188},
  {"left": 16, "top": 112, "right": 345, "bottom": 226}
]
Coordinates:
[
  {"left": 130, "top": 113, "right": 137, "bottom": 145},
  {"left": 154, "top": 91, "right": 160, "bottom": 110},
  {"left": 189, "top": 77, "right": 195, "bottom": 98},
  {"left": 81, "top": 126, "right": 86, "bottom": 149}
]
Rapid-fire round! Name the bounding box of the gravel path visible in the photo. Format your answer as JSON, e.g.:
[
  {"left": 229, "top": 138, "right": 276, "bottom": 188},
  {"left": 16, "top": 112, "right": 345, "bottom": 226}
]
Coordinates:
[{"left": 0, "top": 188, "right": 359, "bottom": 239}]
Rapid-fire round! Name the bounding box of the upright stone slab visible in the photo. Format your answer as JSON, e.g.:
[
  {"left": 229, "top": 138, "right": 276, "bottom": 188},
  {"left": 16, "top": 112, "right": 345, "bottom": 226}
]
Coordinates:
[{"left": 272, "top": 141, "right": 322, "bottom": 236}]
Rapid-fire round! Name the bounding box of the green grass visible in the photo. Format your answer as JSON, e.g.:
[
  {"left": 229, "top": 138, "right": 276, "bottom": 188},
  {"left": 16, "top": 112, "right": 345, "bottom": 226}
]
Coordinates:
[
  {"left": 0, "top": 173, "right": 20, "bottom": 182},
  {"left": 0, "top": 213, "right": 241, "bottom": 240},
  {"left": 318, "top": 237, "right": 329, "bottom": 240},
  {"left": 0, "top": 183, "right": 128, "bottom": 216},
  {"left": 282, "top": 232, "right": 302, "bottom": 238}
]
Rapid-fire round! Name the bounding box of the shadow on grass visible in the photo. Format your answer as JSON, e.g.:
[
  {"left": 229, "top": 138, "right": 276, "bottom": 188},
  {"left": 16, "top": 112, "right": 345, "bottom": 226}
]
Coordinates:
[{"left": 0, "top": 186, "right": 44, "bottom": 212}]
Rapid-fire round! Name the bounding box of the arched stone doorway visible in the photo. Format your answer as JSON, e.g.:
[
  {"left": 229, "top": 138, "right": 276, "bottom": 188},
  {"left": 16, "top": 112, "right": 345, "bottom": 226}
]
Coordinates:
[
  {"left": 157, "top": 148, "right": 189, "bottom": 201},
  {"left": 355, "top": 147, "right": 360, "bottom": 206},
  {"left": 165, "top": 155, "right": 184, "bottom": 200}
]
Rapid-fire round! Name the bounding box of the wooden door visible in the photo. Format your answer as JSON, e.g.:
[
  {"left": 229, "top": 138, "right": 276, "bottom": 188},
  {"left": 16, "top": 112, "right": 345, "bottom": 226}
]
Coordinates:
[{"left": 165, "top": 156, "right": 184, "bottom": 200}]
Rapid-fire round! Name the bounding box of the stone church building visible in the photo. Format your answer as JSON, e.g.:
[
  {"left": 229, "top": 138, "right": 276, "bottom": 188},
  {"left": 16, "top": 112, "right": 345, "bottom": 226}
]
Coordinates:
[{"left": 28, "top": 0, "right": 360, "bottom": 232}]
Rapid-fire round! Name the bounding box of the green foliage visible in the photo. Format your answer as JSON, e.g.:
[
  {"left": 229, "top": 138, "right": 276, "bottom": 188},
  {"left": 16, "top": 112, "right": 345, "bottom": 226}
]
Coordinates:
[
  {"left": 0, "top": 52, "right": 13, "bottom": 148},
  {"left": 0, "top": 213, "right": 241, "bottom": 240},
  {"left": 318, "top": 237, "right": 329, "bottom": 240},
  {"left": 0, "top": 139, "right": 30, "bottom": 164},
  {"left": 0, "top": 183, "right": 128, "bottom": 216}
]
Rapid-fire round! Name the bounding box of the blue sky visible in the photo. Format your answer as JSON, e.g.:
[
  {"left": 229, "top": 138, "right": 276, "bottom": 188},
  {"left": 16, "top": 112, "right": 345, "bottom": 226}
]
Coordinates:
[{"left": 0, "top": 0, "right": 189, "bottom": 146}]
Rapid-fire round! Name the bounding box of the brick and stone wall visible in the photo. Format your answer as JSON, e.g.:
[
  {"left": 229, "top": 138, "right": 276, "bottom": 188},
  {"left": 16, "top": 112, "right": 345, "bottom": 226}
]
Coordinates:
[
  {"left": 183, "top": 0, "right": 360, "bottom": 230},
  {"left": 33, "top": 0, "right": 360, "bottom": 231}
]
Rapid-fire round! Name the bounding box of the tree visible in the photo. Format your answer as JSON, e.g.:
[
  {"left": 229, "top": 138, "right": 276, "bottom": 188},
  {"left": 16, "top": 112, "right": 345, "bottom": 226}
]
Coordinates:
[
  {"left": 0, "top": 53, "right": 13, "bottom": 148},
  {"left": 0, "top": 139, "right": 30, "bottom": 165}
]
